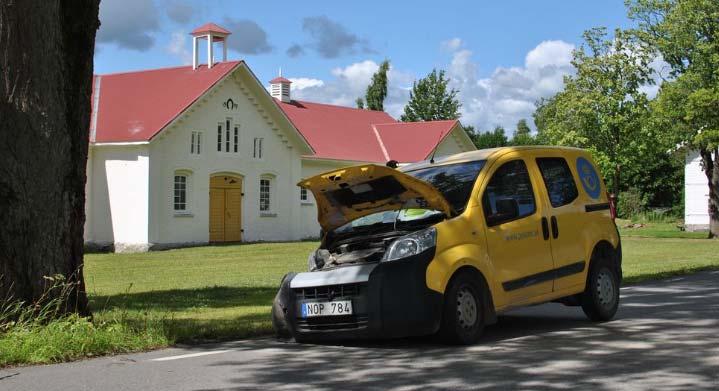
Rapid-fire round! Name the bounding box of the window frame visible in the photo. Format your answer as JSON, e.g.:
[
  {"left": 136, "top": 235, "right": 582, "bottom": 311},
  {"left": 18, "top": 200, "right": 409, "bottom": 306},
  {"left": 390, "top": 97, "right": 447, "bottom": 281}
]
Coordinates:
[
  {"left": 481, "top": 159, "right": 537, "bottom": 227},
  {"left": 300, "top": 187, "right": 309, "bottom": 202},
  {"left": 216, "top": 118, "right": 239, "bottom": 155},
  {"left": 259, "top": 176, "right": 273, "bottom": 213},
  {"left": 535, "top": 157, "right": 579, "bottom": 208},
  {"left": 190, "top": 131, "right": 202, "bottom": 155},
  {"left": 173, "top": 174, "right": 189, "bottom": 212},
  {"left": 253, "top": 137, "right": 264, "bottom": 160}
]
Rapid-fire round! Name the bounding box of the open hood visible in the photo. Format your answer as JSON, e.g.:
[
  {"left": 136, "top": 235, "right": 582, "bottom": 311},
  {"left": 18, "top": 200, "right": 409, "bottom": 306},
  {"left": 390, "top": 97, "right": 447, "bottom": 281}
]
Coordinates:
[{"left": 299, "top": 164, "right": 452, "bottom": 232}]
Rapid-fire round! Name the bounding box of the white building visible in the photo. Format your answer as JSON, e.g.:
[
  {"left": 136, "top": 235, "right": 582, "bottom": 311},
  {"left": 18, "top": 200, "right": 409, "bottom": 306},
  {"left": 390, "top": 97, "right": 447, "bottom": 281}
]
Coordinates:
[
  {"left": 685, "top": 150, "right": 710, "bottom": 231},
  {"left": 84, "top": 23, "right": 476, "bottom": 252}
]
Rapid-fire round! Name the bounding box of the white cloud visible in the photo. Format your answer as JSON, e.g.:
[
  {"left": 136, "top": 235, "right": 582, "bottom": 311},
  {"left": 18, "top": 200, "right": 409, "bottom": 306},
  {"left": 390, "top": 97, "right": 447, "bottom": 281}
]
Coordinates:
[
  {"left": 289, "top": 78, "right": 325, "bottom": 90},
  {"left": 447, "top": 40, "right": 575, "bottom": 132},
  {"left": 290, "top": 60, "right": 412, "bottom": 117},
  {"left": 441, "top": 38, "right": 463, "bottom": 52},
  {"left": 286, "top": 39, "right": 575, "bottom": 131},
  {"left": 525, "top": 40, "right": 575, "bottom": 69},
  {"left": 167, "top": 31, "right": 192, "bottom": 65}
]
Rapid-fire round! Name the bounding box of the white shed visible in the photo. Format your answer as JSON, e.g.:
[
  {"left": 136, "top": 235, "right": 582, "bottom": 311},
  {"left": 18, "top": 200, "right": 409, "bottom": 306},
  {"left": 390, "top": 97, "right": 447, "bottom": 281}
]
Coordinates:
[{"left": 685, "top": 150, "right": 709, "bottom": 231}]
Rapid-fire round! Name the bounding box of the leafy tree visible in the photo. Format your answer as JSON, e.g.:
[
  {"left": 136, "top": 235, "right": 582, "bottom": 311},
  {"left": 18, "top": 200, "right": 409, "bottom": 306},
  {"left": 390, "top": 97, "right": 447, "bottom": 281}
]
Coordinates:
[
  {"left": 365, "top": 60, "right": 390, "bottom": 111},
  {"left": 533, "top": 27, "right": 654, "bottom": 197},
  {"left": 355, "top": 97, "right": 365, "bottom": 109},
  {"left": 401, "top": 69, "right": 461, "bottom": 121},
  {"left": 470, "top": 126, "right": 509, "bottom": 149},
  {"left": 510, "top": 119, "right": 536, "bottom": 145},
  {"left": 628, "top": 0, "right": 719, "bottom": 237},
  {"left": 0, "top": 0, "right": 100, "bottom": 314}
]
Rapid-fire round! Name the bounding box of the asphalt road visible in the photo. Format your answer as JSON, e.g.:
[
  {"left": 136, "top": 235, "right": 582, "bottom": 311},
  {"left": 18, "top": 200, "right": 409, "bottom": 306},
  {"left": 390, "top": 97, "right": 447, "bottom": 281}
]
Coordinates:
[{"left": 2, "top": 271, "right": 718, "bottom": 391}]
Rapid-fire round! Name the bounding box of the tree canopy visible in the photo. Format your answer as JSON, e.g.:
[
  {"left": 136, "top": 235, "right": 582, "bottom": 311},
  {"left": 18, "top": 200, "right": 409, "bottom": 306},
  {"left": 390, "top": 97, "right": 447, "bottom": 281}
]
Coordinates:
[
  {"left": 364, "top": 60, "right": 390, "bottom": 111},
  {"left": 401, "top": 69, "right": 461, "bottom": 122}
]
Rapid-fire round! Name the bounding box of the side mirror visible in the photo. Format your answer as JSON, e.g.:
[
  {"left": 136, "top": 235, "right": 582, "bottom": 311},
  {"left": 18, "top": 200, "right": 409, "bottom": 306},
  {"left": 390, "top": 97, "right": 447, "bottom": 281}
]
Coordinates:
[{"left": 486, "top": 198, "right": 519, "bottom": 226}]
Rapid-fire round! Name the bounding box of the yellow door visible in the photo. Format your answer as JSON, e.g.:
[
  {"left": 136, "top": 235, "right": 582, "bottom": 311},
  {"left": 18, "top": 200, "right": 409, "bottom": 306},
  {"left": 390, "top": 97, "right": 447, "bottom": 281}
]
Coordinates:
[
  {"left": 479, "top": 155, "right": 555, "bottom": 305},
  {"left": 209, "top": 176, "right": 242, "bottom": 242},
  {"left": 225, "top": 188, "right": 242, "bottom": 241}
]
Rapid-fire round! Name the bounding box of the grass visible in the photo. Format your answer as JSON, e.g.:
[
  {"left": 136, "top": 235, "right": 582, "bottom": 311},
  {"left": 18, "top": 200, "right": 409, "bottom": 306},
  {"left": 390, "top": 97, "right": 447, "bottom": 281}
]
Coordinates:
[
  {"left": 2, "top": 234, "right": 717, "bottom": 367},
  {"left": 617, "top": 219, "right": 709, "bottom": 239}
]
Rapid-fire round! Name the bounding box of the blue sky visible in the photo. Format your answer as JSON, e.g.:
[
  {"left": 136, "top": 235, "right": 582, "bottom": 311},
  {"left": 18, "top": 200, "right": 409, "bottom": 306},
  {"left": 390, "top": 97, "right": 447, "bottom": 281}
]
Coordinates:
[{"left": 95, "top": 0, "right": 632, "bottom": 132}]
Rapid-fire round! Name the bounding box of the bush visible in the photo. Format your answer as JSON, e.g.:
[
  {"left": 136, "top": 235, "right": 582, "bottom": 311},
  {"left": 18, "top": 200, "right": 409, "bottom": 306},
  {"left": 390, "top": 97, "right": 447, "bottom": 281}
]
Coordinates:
[{"left": 617, "top": 188, "right": 647, "bottom": 218}]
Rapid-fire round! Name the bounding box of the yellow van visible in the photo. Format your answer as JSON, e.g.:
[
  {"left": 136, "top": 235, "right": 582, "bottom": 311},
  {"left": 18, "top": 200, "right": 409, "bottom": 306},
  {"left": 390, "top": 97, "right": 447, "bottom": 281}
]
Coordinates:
[{"left": 273, "top": 147, "right": 621, "bottom": 344}]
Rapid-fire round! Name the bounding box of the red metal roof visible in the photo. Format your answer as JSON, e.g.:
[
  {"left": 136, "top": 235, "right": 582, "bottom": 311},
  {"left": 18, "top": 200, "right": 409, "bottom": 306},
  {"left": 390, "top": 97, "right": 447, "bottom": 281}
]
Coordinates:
[
  {"left": 191, "top": 23, "right": 231, "bottom": 36},
  {"left": 373, "top": 120, "right": 460, "bottom": 162},
  {"left": 90, "top": 62, "right": 466, "bottom": 162},
  {"left": 275, "top": 100, "right": 395, "bottom": 162},
  {"left": 92, "top": 62, "right": 240, "bottom": 142},
  {"left": 270, "top": 76, "right": 292, "bottom": 84}
]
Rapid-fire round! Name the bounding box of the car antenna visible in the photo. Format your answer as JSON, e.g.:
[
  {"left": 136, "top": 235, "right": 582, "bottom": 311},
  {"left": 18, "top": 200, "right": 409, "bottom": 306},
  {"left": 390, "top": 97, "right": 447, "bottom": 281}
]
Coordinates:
[{"left": 428, "top": 129, "right": 445, "bottom": 164}]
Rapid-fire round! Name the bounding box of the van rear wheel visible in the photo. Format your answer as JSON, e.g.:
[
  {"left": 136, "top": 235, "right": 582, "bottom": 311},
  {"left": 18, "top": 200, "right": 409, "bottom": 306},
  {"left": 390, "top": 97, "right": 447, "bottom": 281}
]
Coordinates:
[
  {"left": 581, "top": 258, "right": 620, "bottom": 321},
  {"left": 439, "top": 273, "right": 484, "bottom": 345}
]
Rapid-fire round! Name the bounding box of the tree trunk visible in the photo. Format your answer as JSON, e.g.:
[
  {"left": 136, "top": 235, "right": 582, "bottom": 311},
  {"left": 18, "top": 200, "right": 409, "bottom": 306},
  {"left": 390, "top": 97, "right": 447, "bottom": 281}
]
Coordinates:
[
  {"left": 699, "top": 148, "right": 719, "bottom": 239},
  {"left": 0, "top": 1, "right": 100, "bottom": 314}
]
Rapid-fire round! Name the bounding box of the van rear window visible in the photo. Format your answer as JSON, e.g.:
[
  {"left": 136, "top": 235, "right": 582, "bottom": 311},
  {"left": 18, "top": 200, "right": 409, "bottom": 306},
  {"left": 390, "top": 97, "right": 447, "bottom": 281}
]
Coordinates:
[{"left": 405, "top": 160, "right": 486, "bottom": 214}]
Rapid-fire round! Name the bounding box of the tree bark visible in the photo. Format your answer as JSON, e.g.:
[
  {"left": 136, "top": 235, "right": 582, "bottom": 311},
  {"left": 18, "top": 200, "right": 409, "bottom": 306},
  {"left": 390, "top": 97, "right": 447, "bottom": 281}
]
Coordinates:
[
  {"left": 699, "top": 148, "right": 719, "bottom": 239},
  {"left": 0, "top": 1, "right": 100, "bottom": 314}
]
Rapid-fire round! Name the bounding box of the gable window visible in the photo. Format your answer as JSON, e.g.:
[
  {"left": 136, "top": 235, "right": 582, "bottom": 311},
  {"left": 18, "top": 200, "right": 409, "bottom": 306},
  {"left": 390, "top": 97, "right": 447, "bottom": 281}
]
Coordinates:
[
  {"left": 174, "top": 175, "right": 187, "bottom": 211},
  {"left": 253, "top": 137, "right": 263, "bottom": 159},
  {"left": 190, "top": 131, "right": 202, "bottom": 155},
  {"left": 260, "top": 176, "right": 272, "bottom": 212},
  {"left": 217, "top": 119, "right": 239, "bottom": 154},
  {"left": 300, "top": 188, "right": 308, "bottom": 201}
]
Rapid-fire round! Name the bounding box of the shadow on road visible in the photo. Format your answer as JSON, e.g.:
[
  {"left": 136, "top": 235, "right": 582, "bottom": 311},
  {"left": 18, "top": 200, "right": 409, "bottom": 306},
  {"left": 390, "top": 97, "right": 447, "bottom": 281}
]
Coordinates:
[{"left": 196, "top": 271, "right": 719, "bottom": 390}]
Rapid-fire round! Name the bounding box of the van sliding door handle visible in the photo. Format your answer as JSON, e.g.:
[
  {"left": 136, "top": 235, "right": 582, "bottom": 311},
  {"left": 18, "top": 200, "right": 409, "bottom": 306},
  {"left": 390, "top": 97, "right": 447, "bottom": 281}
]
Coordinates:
[
  {"left": 551, "top": 216, "right": 559, "bottom": 239},
  {"left": 541, "top": 217, "right": 550, "bottom": 240}
]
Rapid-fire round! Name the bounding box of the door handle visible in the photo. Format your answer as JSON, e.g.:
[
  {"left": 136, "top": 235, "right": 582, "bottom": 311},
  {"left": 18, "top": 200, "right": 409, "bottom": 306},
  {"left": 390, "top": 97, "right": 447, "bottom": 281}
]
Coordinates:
[
  {"left": 550, "top": 216, "right": 559, "bottom": 239},
  {"left": 541, "top": 217, "right": 549, "bottom": 240}
]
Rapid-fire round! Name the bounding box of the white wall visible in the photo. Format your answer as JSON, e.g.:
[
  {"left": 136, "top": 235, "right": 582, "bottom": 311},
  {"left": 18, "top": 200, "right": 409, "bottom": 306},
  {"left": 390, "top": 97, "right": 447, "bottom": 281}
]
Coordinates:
[
  {"left": 85, "top": 145, "right": 150, "bottom": 251},
  {"left": 148, "top": 70, "right": 308, "bottom": 245},
  {"left": 685, "top": 150, "right": 709, "bottom": 230},
  {"left": 433, "top": 126, "right": 476, "bottom": 158}
]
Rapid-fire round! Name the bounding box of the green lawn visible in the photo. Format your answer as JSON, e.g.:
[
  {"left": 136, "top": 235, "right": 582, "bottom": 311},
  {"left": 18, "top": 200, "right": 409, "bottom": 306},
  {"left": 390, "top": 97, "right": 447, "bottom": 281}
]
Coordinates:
[
  {"left": 85, "top": 242, "right": 317, "bottom": 342},
  {"left": 3, "top": 234, "right": 717, "bottom": 366}
]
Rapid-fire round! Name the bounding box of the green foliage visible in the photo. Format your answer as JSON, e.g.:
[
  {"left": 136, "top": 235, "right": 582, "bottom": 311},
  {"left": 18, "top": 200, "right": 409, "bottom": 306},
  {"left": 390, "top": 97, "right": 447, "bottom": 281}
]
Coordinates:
[
  {"left": 401, "top": 69, "right": 461, "bottom": 122},
  {"left": 509, "top": 119, "right": 536, "bottom": 145},
  {"left": 534, "top": 27, "right": 658, "bottom": 196},
  {"left": 617, "top": 187, "right": 648, "bottom": 218},
  {"left": 365, "top": 60, "right": 390, "bottom": 111},
  {"left": 469, "top": 126, "right": 508, "bottom": 149},
  {"left": 355, "top": 97, "right": 365, "bottom": 109}
]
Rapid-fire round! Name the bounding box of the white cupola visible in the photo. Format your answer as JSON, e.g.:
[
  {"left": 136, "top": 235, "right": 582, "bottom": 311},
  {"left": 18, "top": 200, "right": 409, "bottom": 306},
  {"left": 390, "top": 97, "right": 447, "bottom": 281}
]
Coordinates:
[
  {"left": 190, "top": 23, "right": 231, "bottom": 70},
  {"left": 269, "top": 71, "right": 292, "bottom": 103}
]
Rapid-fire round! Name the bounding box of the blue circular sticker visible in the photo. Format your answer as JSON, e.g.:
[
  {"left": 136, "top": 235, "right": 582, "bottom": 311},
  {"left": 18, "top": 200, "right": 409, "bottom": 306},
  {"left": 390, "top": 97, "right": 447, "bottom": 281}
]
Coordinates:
[{"left": 576, "top": 157, "right": 601, "bottom": 199}]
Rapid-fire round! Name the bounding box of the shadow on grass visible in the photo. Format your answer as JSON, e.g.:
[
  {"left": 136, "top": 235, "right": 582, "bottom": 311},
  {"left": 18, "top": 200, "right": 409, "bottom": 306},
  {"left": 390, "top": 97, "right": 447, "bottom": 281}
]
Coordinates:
[{"left": 89, "top": 286, "right": 277, "bottom": 312}]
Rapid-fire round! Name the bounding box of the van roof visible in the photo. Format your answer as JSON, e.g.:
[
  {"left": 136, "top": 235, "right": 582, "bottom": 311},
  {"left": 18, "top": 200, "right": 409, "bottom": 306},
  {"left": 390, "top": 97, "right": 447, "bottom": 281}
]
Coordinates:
[{"left": 401, "top": 146, "right": 585, "bottom": 172}]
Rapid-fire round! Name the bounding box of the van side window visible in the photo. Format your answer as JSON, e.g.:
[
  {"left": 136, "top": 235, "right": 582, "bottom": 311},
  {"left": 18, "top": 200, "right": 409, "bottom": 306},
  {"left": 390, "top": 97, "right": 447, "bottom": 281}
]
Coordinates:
[
  {"left": 536, "top": 158, "right": 579, "bottom": 207},
  {"left": 482, "top": 160, "right": 536, "bottom": 226}
]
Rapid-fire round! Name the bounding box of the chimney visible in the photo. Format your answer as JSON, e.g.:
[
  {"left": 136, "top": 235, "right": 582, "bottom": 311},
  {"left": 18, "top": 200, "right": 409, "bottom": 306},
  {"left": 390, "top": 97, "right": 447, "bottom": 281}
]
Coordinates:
[
  {"left": 269, "top": 71, "right": 292, "bottom": 102},
  {"left": 190, "top": 23, "right": 231, "bottom": 70}
]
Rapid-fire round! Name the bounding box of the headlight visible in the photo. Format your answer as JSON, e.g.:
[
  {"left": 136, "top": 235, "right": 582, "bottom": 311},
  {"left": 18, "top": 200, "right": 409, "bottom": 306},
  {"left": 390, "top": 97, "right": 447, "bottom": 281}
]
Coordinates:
[{"left": 383, "top": 227, "right": 436, "bottom": 262}]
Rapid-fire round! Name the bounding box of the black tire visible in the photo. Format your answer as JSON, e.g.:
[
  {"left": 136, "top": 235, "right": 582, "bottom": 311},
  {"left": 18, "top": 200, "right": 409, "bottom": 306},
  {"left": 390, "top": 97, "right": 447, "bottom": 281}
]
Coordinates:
[
  {"left": 581, "top": 256, "right": 620, "bottom": 321},
  {"left": 439, "top": 272, "right": 485, "bottom": 345}
]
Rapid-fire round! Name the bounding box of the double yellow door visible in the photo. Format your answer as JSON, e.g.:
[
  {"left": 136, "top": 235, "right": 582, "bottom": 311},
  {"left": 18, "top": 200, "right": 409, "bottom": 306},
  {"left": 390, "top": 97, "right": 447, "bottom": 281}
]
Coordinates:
[{"left": 210, "top": 176, "right": 242, "bottom": 242}]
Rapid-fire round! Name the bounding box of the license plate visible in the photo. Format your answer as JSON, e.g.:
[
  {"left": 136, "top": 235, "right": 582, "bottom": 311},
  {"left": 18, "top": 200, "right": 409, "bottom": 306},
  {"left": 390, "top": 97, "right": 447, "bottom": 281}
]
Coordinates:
[{"left": 301, "top": 300, "right": 353, "bottom": 318}]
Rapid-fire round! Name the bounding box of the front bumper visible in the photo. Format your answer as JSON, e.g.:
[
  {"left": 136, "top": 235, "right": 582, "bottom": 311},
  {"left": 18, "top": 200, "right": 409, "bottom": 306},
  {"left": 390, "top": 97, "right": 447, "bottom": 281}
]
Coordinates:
[{"left": 279, "top": 248, "right": 442, "bottom": 341}]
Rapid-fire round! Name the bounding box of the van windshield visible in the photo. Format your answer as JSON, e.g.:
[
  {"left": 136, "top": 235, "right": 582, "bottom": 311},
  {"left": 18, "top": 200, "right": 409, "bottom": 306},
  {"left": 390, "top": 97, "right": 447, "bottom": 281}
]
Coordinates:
[{"left": 405, "top": 160, "right": 486, "bottom": 214}]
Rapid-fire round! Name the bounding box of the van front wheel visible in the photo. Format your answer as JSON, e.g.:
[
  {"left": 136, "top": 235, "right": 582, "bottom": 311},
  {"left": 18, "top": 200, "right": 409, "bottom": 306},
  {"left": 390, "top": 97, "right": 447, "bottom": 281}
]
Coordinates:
[
  {"left": 581, "top": 258, "right": 620, "bottom": 321},
  {"left": 439, "top": 273, "right": 484, "bottom": 345}
]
